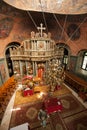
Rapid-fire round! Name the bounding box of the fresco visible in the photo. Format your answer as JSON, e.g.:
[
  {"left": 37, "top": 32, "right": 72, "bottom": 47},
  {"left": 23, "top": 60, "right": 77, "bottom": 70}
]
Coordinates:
[
  {"left": 0, "top": 17, "right": 13, "bottom": 38},
  {"left": 67, "top": 24, "right": 80, "bottom": 41}
]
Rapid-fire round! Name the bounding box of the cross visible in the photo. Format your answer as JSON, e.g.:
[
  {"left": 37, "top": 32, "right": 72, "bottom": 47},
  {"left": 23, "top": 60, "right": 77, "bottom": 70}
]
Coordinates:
[{"left": 37, "top": 23, "right": 46, "bottom": 37}]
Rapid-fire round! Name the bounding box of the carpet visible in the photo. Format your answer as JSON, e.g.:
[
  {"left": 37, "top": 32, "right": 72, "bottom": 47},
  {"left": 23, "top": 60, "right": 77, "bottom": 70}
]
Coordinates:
[
  {"left": 9, "top": 93, "right": 87, "bottom": 130},
  {"left": 58, "top": 93, "right": 86, "bottom": 118},
  {"left": 9, "top": 101, "right": 66, "bottom": 130},
  {"left": 9, "top": 84, "right": 87, "bottom": 130},
  {"left": 64, "top": 110, "right": 87, "bottom": 130},
  {"left": 9, "top": 101, "right": 44, "bottom": 129},
  {"left": 49, "top": 112, "right": 67, "bottom": 130}
]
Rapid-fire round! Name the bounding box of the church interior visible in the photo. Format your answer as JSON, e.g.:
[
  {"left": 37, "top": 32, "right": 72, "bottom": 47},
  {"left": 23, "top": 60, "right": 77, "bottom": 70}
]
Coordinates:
[{"left": 0, "top": 0, "right": 87, "bottom": 130}]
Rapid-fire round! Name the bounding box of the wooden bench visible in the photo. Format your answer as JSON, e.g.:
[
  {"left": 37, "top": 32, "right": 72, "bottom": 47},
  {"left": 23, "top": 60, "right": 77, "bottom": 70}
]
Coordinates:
[{"left": 64, "top": 71, "right": 87, "bottom": 102}]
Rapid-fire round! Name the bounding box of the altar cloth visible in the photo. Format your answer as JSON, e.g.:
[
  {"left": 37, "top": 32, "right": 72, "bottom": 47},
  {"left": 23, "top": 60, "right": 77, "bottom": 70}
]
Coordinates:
[{"left": 23, "top": 89, "right": 34, "bottom": 96}]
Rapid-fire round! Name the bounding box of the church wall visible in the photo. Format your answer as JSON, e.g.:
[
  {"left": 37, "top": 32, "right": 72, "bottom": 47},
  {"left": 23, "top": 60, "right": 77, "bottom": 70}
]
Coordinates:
[
  {"left": 54, "top": 21, "right": 87, "bottom": 56},
  {"left": 67, "top": 22, "right": 87, "bottom": 56},
  {"left": 0, "top": 13, "right": 87, "bottom": 58}
]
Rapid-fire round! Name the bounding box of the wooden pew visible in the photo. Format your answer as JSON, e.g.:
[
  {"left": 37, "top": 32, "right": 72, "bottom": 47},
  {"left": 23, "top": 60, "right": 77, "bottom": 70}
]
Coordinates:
[{"left": 64, "top": 71, "right": 87, "bottom": 102}]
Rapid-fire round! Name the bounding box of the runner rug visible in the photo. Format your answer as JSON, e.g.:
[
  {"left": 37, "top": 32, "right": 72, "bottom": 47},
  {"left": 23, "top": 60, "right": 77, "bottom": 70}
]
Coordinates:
[
  {"left": 64, "top": 110, "right": 87, "bottom": 130},
  {"left": 58, "top": 93, "right": 86, "bottom": 118}
]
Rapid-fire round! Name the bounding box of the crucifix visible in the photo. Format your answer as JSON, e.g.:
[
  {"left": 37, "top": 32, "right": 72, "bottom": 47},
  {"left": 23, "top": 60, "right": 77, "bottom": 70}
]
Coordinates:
[{"left": 37, "top": 23, "right": 46, "bottom": 37}]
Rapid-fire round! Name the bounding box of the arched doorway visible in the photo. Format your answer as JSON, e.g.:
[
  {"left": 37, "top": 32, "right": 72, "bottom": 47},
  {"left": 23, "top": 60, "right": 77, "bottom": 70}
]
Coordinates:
[
  {"left": 5, "top": 42, "right": 20, "bottom": 77},
  {"left": 63, "top": 48, "right": 69, "bottom": 70},
  {"left": 56, "top": 43, "right": 71, "bottom": 70}
]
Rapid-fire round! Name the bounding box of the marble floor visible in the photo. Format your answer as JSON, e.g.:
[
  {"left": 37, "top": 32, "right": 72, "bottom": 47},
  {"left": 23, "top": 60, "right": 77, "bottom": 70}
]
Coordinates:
[{"left": 0, "top": 83, "right": 87, "bottom": 130}]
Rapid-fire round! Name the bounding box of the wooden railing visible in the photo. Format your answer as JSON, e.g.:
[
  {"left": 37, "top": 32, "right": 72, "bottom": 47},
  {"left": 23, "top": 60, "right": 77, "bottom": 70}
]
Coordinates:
[
  {"left": 64, "top": 71, "right": 87, "bottom": 102},
  {"left": 0, "top": 76, "right": 17, "bottom": 124}
]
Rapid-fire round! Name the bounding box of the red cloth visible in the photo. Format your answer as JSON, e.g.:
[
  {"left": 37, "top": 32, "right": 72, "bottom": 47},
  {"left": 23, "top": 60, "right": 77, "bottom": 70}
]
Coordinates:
[
  {"left": 38, "top": 68, "right": 44, "bottom": 79},
  {"left": 55, "top": 85, "right": 61, "bottom": 90},
  {"left": 23, "top": 89, "right": 34, "bottom": 96},
  {"left": 44, "top": 97, "right": 62, "bottom": 114}
]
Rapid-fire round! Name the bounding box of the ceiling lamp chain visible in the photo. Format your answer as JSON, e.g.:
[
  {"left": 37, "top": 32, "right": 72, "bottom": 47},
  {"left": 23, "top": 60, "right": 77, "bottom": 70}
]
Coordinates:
[
  {"left": 59, "top": 15, "right": 67, "bottom": 41},
  {"left": 39, "top": 0, "right": 48, "bottom": 33},
  {"left": 27, "top": 11, "right": 38, "bottom": 30},
  {"left": 52, "top": 13, "right": 87, "bottom": 49},
  {"left": 52, "top": 13, "right": 68, "bottom": 49}
]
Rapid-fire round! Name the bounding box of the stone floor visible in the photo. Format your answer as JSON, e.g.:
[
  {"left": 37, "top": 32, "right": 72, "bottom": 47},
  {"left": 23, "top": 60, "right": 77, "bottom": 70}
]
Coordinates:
[{"left": 0, "top": 83, "right": 87, "bottom": 130}]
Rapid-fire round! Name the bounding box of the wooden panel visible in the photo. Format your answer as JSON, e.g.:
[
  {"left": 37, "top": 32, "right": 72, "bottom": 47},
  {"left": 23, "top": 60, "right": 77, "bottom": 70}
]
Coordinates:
[{"left": 64, "top": 71, "right": 87, "bottom": 101}]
